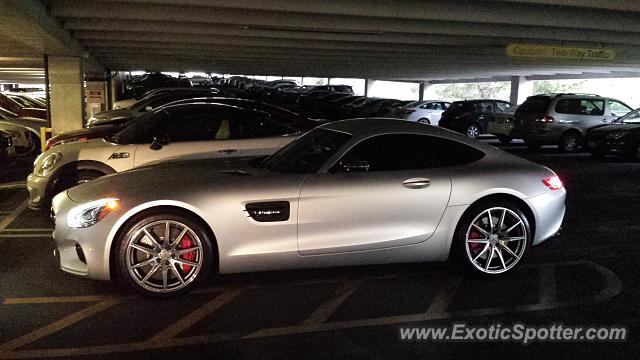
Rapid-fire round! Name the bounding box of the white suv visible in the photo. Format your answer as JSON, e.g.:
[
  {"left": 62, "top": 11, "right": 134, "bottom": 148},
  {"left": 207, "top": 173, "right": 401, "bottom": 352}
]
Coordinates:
[{"left": 27, "top": 102, "right": 301, "bottom": 210}]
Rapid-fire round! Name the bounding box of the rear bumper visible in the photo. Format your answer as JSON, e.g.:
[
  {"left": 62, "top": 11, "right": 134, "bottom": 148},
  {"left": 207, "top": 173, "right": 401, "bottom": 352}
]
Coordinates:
[{"left": 526, "top": 188, "right": 566, "bottom": 246}]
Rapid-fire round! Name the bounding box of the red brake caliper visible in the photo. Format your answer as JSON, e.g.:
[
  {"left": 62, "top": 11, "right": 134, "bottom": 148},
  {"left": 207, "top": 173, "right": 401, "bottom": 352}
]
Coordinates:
[
  {"left": 179, "top": 234, "right": 195, "bottom": 272},
  {"left": 469, "top": 230, "right": 482, "bottom": 253}
]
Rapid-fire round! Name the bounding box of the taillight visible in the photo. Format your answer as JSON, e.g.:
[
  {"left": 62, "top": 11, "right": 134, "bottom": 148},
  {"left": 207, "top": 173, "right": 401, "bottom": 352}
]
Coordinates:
[
  {"left": 543, "top": 175, "right": 563, "bottom": 190},
  {"left": 535, "top": 115, "right": 555, "bottom": 123}
]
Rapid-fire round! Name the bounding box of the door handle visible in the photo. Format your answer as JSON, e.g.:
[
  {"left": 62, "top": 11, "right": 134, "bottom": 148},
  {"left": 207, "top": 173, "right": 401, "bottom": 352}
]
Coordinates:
[
  {"left": 402, "top": 178, "right": 431, "bottom": 189},
  {"left": 218, "top": 149, "right": 238, "bottom": 154}
]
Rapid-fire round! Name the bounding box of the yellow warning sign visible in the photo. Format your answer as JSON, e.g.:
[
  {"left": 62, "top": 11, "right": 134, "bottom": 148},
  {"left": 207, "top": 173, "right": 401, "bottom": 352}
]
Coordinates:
[{"left": 506, "top": 43, "right": 616, "bottom": 62}]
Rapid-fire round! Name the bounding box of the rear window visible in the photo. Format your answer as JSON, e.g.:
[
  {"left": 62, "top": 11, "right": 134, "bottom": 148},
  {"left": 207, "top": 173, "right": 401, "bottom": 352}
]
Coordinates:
[{"left": 518, "top": 97, "right": 552, "bottom": 114}]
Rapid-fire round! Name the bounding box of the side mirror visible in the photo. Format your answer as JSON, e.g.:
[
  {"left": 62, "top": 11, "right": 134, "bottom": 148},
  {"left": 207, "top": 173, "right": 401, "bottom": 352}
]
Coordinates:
[
  {"left": 150, "top": 135, "right": 169, "bottom": 150},
  {"left": 339, "top": 159, "right": 370, "bottom": 172}
]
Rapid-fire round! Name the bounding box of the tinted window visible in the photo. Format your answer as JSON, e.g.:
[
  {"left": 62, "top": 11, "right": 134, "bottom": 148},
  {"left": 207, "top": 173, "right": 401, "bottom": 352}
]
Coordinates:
[
  {"left": 517, "top": 96, "right": 551, "bottom": 113},
  {"left": 443, "top": 102, "right": 476, "bottom": 115},
  {"left": 230, "top": 112, "right": 295, "bottom": 139},
  {"left": 555, "top": 99, "right": 604, "bottom": 116},
  {"left": 337, "top": 134, "right": 484, "bottom": 172},
  {"left": 495, "top": 101, "right": 512, "bottom": 112},
  {"left": 261, "top": 128, "right": 351, "bottom": 173},
  {"left": 608, "top": 100, "right": 632, "bottom": 117},
  {"left": 618, "top": 108, "right": 640, "bottom": 124},
  {"left": 162, "top": 106, "right": 227, "bottom": 142}
]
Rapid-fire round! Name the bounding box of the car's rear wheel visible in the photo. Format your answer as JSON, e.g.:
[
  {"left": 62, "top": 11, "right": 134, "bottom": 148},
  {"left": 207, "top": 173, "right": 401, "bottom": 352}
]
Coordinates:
[
  {"left": 466, "top": 123, "right": 480, "bottom": 139},
  {"left": 559, "top": 131, "right": 582, "bottom": 152},
  {"left": 454, "top": 201, "right": 531, "bottom": 276},
  {"left": 417, "top": 118, "right": 430, "bottom": 125},
  {"left": 116, "top": 212, "right": 214, "bottom": 297}
]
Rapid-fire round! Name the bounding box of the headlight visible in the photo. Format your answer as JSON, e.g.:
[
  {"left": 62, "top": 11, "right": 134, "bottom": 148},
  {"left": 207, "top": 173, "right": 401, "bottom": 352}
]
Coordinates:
[
  {"left": 35, "top": 152, "right": 62, "bottom": 176},
  {"left": 67, "top": 198, "right": 119, "bottom": 228},
  {"left": 605, "top": 131, "right": 629, "bottom": 140}
]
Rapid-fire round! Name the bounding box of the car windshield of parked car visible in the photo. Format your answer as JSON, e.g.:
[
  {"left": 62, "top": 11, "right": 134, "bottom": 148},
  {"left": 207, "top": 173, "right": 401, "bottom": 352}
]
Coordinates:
[
  {"left": 617, "top": 108, "right": 640, "bottom": 124},
  {"left": 260, "top": 128, "right": 351, "bottom": 173}
]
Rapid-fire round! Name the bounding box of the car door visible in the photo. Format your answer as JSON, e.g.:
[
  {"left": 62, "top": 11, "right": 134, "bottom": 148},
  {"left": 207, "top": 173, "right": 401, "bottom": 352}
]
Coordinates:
[
  {"left": 132, "top": 104, "right": 248, "bottom": 167},
  {"left": 297, "top": 134, "right": 452, "bottom": 255}
]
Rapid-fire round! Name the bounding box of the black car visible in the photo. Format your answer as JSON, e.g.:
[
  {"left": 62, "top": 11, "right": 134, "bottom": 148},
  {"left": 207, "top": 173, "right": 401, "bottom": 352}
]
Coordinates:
[
  {"left": 586, "top": 107, "right": 640, "bottom": 160},
  {"left": 0, "top": 130, "right": 16, "bottom": 169},
  {"left": 439, "top": 99, "right": 513, "bottom": 139}
]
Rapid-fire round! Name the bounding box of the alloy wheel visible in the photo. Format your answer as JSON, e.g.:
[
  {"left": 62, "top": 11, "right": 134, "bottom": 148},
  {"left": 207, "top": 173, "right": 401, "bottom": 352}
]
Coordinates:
[
  {"left": 561, "top": 133, "right": 580, "bottom": 152},
  {"left": 465, "top": 207, "right": 527, "bottom": 274},
  {"left": 125, "top": 220, "right": 204, "bottom": 293},
  {"left": 466, "top": 125, "right": 479, "bottom": 139}
]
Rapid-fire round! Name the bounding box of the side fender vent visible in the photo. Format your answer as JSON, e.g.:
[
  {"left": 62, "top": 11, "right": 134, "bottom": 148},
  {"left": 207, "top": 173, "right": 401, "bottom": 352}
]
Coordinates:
[{"left": 245, "top": 201, "right": 290, "bottom": 222}]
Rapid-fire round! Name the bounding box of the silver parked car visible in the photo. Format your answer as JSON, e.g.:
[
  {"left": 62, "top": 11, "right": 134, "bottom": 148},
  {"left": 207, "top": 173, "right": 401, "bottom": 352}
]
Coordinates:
[
  {"left": 51, "top": 119, "right": 566, "bottom": 297},
  {"left": 512, "top": 93, "right": 633, "bottom": 151}
]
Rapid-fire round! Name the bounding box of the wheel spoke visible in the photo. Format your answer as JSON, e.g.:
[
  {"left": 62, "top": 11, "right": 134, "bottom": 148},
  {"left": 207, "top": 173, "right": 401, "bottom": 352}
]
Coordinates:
[
  {"left": 472, "top": 243, "right": 490, "bottom": 262},
  {"left": 467, "top": 239, "right": 488, "bottom": 243},
  {"left": 143, "top": 228, "right": 162, "bottom": 250},
  {"left": 505, "top": 220, "right": 522, "bottom": 233},
  {"left": 472, "top": 223, "right": 490, "bottom": 236},
  {"left": 496, "top": 247, "right": 507, "bottom": 270},
  {"left": 141, "top": 263, "right": 160, "bottom": 284},
  {"left": 487, "top": 210, "right": 494, "bottom": 231},
  {"left": 506, "top": 236, "right": 526, "bottom": 242},
  {"left": 499, "top": 209, "right": 506, "bottom": 230},
  {"left": 164, "top": 222, "right": 171, "bottom": 246},
  {"left": 130, "top": 243, "right": 157, "bottom": 256},
  {"left": 176, "top": 247, "right": 200, "bottom": 255},
  {"left": 499, "top": 243, "right": 520, "bottom": 260},
  {"left": 131, "top": 258, "right": 156, "bottom": 269},
  {"left": 171, "top": 264, "right": 185, "bottom": 285},
  {"left": 174, "top": 259, "right": 199, "bottom": 268},
  {"left": 170, "top": 227, "right": 188, "bottom": 247},
  {"left": 484, "top": 246, "right": 495, "bottom": 271}
]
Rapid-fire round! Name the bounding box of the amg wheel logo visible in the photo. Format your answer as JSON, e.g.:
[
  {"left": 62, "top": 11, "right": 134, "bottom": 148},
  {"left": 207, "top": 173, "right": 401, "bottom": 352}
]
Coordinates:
[{"left": 108, "top": 152, "right": 130, "bottom": 159}]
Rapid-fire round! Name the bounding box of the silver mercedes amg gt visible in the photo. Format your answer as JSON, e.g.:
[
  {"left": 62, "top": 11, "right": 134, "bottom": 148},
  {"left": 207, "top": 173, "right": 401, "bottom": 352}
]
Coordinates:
[{"left": 51, "top": 118, "right": 566, "bottom": 297}]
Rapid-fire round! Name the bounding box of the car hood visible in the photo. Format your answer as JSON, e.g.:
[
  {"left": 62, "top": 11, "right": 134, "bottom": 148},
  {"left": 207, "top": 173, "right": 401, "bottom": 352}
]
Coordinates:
[
  {"left": 66, "top": 157, "right": 271, "bottom": 203},
  {"left": 90, "top": 109, "right": 137, "bottom": 123},
  {"left": 0, "top": 117, "right": 46, "bottom": 133},
  {"left": 589, "top": 123, "right": 640, "bottom": 133}
]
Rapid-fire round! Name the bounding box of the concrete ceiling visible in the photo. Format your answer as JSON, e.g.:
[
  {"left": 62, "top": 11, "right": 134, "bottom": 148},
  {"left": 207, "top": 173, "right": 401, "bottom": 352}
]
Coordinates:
[{"left": 5, "top": 0, "right": 640, "bottom": 81}]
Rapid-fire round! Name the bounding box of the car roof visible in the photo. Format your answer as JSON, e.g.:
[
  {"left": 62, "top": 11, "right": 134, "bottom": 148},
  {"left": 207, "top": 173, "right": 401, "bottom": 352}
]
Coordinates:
[{"left": 322, "top": 118, "right": 464, "bottom": 138}]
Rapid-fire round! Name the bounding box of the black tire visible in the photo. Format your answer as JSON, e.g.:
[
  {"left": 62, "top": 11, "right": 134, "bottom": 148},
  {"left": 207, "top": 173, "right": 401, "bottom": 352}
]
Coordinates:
[
  {"left": 559, "top": 131, "right": 582, "bottom": 153},
  {"left": 116, "top": 211, "right": 214, "bottom": 298},
  {"left": 452, "top": 200, "right": 531, "bottom": 277},
  {"left": 417, "top": 118, "right": 430, "bottom": 125},
  {"left": 497, "top": 135, "right": 512, "bottom": 144},
  {"left": 465, "top": 123, "right": 480, "bottom": 139}
]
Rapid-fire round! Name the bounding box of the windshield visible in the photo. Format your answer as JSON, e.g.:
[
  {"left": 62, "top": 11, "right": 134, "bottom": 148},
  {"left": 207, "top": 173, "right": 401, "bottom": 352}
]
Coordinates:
[
  {"left": 260, "top": 128, "right": 351, "bottom": 173},
  {"left": 617, "top": 108, "right": 640, "bottom": 124}
]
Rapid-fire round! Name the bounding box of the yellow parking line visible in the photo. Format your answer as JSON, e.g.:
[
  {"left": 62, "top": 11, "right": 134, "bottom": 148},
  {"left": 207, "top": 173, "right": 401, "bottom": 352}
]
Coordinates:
[
  {"left": 302, "top": 281, "right": 361, "bottom": 325},
  {"left": 0, "top": 298, "right": 121, "bottom": 352},
  {"left": 3, "top": 295, "right": 115, "bottom": 305},
  {"left": 148, "top": 288, "right": 245, "bottom": 342}
]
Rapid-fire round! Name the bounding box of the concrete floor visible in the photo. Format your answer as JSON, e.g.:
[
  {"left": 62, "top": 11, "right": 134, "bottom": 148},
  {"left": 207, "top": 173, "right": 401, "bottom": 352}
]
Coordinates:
[{"left": 0, "top": 142, "right": 638, "bottom": 359}]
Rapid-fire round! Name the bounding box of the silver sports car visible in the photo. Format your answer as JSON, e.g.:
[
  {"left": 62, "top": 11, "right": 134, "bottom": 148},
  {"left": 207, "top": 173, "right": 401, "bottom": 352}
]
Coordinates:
[{"left": 51, "top": 118, "right": 566, "bottom": 297}]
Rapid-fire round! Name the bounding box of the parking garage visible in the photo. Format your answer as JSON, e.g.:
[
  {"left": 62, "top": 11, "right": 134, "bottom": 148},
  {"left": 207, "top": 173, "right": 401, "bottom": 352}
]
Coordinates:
[{"left": 1, "top": 1, "right": 640, "bottom": 359}]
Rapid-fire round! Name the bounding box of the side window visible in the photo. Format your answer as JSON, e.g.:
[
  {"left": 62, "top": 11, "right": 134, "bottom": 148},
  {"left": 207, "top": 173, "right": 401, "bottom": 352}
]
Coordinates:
[
  {"left": 337, "top": 134, "right": 484, "bottom": 172},
  {"left": 555, "top": 99, "right": 604, "bottom": 116},
  {"left": 443, "top": 102, "right": 451, "bottom": 109},
  {"left": 229, "top": 111, "right": 294, "bottom": 139},
  {"left": 495, "top": 102, "right": 511, "bottom": 112},
  {"left": 162, "top": 106, "right": 223, "bottom": 142},
  {"left": 608, "top": 100, "right": 632, "bottom": 117}
]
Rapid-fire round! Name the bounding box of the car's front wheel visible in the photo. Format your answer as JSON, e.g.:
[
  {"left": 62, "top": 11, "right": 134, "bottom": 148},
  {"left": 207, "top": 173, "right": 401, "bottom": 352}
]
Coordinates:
[
  {"left": 559, "top": 131, "right": 582, "bottom": 152},
  {"left": 116, "top": 211, "right": 214, "bottom": 297},
  {"left": 417, "top": 118, "right": 430, "bottom": 125},
  {"left": 454, "top": 201, "right": 531, "bottom": 276}
]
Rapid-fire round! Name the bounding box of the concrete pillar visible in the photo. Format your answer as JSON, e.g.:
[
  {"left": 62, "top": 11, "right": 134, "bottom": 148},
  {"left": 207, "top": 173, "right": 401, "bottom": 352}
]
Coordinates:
[
  {"left": 47, "top": 56, "right": 84, "bottom": 135},
  {"left": 510, "top": 76, "right": 534, "bottom": 105},
  {"left": 365, "top": 79, "right": 376, "bottom": 97}
]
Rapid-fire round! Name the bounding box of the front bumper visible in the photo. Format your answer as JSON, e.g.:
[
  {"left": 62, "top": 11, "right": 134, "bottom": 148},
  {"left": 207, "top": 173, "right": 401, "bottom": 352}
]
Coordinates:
[
  {"left": 26, "top": 173, "right": 51, "bottom": 210},
  {"left": 51, "top": 191, "right": 121, "bottom": 280}
]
